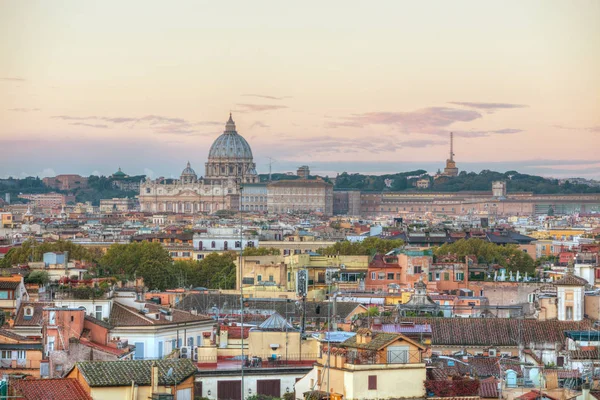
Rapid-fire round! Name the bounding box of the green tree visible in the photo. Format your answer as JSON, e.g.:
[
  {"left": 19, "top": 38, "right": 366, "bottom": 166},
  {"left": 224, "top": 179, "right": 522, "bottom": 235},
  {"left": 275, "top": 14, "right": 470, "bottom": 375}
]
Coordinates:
[
  {"left": 434, "top": 239, "right": 535, "bottom": 274},
  {"left": 1, "top": 239, "right": 97, "bottom": 268},
  {"left": 25, "top": 270, "right": 49, "bottom": 285},
  {"left": 317, "top": 237, "right": 404, "bottom": 256},
  {"left": 99, "top": 242, "right": 172, "bottom": 280},
  {"left": 242, "top": 247, "right": 281, "bottom": 256},
  {"left": 137, "top": 259, "right": 174, "bottom": 291}
]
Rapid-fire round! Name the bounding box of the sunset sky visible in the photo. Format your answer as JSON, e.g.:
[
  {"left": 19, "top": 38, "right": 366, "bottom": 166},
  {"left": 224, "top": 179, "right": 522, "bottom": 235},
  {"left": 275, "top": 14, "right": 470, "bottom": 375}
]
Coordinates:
[{"left": 1, "top": 1, "right": 599, "bottom": 179}]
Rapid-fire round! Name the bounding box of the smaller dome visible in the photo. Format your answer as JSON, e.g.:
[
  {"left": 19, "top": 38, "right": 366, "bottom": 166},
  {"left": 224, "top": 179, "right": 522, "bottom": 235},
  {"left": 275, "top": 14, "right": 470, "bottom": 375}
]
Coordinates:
[
  {"left": 180, "top": 161, "right": 198, "bottom": 183},
  {"left": 113, "top": 167, "right": 126, "bottom": 178},
  {"left": 181, "top": 161, "right": 197, "bottom": 177}
]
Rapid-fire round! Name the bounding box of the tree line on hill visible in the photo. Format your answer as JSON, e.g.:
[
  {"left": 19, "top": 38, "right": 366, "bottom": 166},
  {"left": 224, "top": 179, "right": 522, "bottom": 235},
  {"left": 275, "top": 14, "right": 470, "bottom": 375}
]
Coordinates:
[
  {"left": 335, "top": 170, "right": 600, "bottom": 194},
  {"left": 0, "top": 175, "right": 142, "bottom": 206}
]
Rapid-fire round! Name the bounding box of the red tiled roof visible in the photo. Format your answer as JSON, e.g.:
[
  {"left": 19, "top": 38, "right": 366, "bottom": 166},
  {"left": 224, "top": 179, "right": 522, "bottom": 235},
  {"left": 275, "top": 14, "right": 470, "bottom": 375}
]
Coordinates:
[
  {"left": 79, "top": 338, "right": 133, "bottom": 357},
  {"left": 398, "top": 317, "right": 592, "bottom": 347},
  {"left": 523, "top": 349, "right": 543, "bottom": 365},
  {"left": 479, "top": 377, "right": 499, "bottom": 398},
  {"left": 557, "top": 370, "right": 580, "bottom": 378},
  {"left": 568, "top": 349, "right": 599, "bottom": 360},
  {"left": 516, "top": 390, "right": 559, "bottom": 400},
  {"left": 14, "top": 302, "right": 54, "bottom": 327},
  {"left": 222, "top": 326, "right": 251, "bottom": 339},
  {"left": 555, "top": 273, "right": 587, "bottom": 286},
  {"left": 12, "top": 378, "right": 92, "bottom": 400},
  {"left": 109, "top": 302, "right": 212, "bottom": 327},
  {"left": 0, "top": 280, "right": 20, "bottom": 290},
  {"left": 0, "top": 329, "right": 33, "bottom": 342}
]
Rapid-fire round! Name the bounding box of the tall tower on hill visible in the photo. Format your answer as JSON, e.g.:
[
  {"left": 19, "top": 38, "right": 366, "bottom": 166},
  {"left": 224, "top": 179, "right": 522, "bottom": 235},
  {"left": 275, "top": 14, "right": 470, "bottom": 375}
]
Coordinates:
[{"left": 443, "top": 132, "right": 459, "bottom": 177}]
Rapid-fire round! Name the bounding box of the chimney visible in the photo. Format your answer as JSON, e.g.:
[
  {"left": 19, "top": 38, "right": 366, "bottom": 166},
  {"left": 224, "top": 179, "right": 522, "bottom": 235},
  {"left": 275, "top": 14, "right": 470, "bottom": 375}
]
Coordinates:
[
  {"left": 151, "top": 361, "right": 158, "bottom": 393},
  {"left": 582, "top": 382, "right": 590, "bottom": 400}
]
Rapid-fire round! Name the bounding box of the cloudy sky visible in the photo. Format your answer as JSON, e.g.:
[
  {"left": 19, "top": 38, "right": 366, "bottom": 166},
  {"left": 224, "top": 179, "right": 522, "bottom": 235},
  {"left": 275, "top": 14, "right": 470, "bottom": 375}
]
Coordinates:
[{"left": 1, "top": 1, "right": 599, "bottom": 179}]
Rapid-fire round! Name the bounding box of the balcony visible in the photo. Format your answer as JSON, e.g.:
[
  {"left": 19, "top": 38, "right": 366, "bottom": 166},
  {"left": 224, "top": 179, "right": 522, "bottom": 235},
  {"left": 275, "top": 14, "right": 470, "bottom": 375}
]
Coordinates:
[
  {"left": 0, "top": 359, "right": 36, "bottom": 369},
  {"left": 196, "top": 353, "right": 317, "bottom": 370},
  {"left": 50, "top": 287, "right": 113, "bottom": 300},
  {"left": 320, "top": 349, "right": 423, "bottom": 367}
]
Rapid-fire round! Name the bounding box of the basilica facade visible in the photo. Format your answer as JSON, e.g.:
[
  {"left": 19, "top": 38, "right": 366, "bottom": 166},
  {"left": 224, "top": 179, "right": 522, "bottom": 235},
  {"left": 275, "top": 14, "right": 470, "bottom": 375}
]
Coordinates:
[{"left": 139, "top": 114, "right": 259, "bottom": 214}]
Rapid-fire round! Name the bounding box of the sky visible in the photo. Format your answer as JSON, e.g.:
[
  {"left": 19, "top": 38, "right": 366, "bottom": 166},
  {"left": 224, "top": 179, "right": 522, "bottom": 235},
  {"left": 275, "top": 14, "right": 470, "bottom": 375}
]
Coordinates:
[{"left": 1, "top": 0, "right": 599, "bottom": 180}]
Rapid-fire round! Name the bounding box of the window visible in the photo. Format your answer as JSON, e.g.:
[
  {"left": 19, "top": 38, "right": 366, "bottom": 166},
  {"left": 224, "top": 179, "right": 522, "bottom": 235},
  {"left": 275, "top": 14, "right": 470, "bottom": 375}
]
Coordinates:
[
  {"left": 371, "top": 272, "right": 376, "bottom": 280},
  {"left": 456, "top": 272, "right": 464, "bottom": 281},
  {"left": 188, "top": 337, "right": 193, "bottom": 347},
  {"left": 435, "top": 272, "right": 440, "bottom": 281},
  {"left": 444, "top": 272, "right": 450, "bottom": 281},
  {"left": 47, "top": 337, "right": 55, "bottom": 353},
  {"left": 269, "top": 275, "right": 274, "bottom": 282},
  {"left": 414, "top": 266, "right": 422, "bottom": 274},
  {"left": 0, "top": 351, "right": 11, "bottom": 359},
  {"left": 566, "top": 306, "right": 574, "bottom": 320},
  {"left": 70, "top": 316, "right": 74, "bottom": 322},
  {"left": 196, "top": 254, "right": 204, "bottom": 260},
  {"left": 235, "top": 241, "right": 241, "bottom": 248},
  {"left": 257, "top": 275, "right": 262, "bottom": 282},
  {"left": 211, "top": 241, "right": 216, "bottom": 248},
  {"left": 378, "top": 272, "right": 385, "bottom": 280},
  {"left": 223, "top": 241, "right": 228, "bottom": 250},
  {"left": 368, "top": 375, "right": 377, "bottom": 390},
  {"left": 95, "top": 305, "right": 102, "bottom": 320},
  {"left": 396, "top": 273, "right": 401, "bottom": 280},
  {"left": 387, "top": 273, "right": 394, "bottom": 280}
]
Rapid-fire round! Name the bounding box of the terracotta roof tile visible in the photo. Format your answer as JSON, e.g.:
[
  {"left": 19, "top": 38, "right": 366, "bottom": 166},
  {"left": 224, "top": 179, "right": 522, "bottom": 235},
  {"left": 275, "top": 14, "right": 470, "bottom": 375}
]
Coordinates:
[
  {"left": 479, "top": 377, "right": 499, "bottom": 398},
  {"left": 109, "top": 302, "right": 211, "bottom": 327},
  {"left": 0, "top": 329, "right": 31, "bottom": 341},
  {"left": 14, "top": 302, "right": 54, "bottom": 327},
  {"left": 341, "top": 331, "right": 402, "bottom": 351},
  {"left": 395, "top": 317, "right": 591, "bottom": 347},
  {"left": 75, "top": 359, "right": 197, "bottom": 387},
  {"left": 555, "top": 273, "right": 587, "bottom": 286},
  {"left": 0, "top": 280, "right": 20, "bottom": 290},
  {"left": 516, "top": 390, "right": 560, "bottom": 400},
  {"left": 12, "top": 378, "right": 92, "bottom": 400}
]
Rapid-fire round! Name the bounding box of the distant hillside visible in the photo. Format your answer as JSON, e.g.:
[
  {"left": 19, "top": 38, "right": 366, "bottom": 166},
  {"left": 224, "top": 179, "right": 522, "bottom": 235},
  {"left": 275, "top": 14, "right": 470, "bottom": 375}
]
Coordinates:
[
  {"left": 334, "top": 170, "right": 600, "bottom": 194},
  {"left": 0, "top": 175, "right": 142, "bottom": 205}
]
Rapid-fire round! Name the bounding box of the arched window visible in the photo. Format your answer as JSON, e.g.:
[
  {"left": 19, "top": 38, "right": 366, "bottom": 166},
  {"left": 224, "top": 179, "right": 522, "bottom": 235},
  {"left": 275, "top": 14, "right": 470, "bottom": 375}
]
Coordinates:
[
  {"left": 224, "top": 241, "right": 228, "bottom": 250},
  {"left": 211, "top": 241, "right": 216, "bottom": 248}
]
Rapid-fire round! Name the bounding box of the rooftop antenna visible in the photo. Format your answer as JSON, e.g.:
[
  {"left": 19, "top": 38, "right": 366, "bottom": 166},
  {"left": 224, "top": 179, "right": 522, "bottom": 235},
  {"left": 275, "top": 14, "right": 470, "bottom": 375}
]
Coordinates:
[
  {"left": 450, "top": 132, "right": 454, "bottom": 161},
  {"left": 267, "top": 157, "right": 276, "bottom": 182}
]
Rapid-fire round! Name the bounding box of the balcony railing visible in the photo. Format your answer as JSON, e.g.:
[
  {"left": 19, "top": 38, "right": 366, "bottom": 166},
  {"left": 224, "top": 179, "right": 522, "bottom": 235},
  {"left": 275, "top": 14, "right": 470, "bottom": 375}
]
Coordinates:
[
  {"left": 0, "top": 359, "right": 36, "bottom": 369},
  {"left": 342, "top": 349, "right": 422, "bottom": 365},
  {"left": 196, "top": 353, "right": 318, "bottom": 368}
]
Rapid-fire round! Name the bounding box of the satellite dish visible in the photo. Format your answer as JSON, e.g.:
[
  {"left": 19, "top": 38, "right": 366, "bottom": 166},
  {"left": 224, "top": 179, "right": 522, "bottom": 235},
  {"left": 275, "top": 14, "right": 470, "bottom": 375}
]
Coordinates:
[{"left": 166, "top": 367, "right": 173, "bottom": 378}]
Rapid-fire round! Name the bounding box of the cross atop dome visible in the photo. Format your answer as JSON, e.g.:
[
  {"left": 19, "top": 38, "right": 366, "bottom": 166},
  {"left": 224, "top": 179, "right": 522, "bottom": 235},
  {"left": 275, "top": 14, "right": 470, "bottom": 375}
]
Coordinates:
[{"left": 225, "top": 113, "right": 236, "bottom": 134}]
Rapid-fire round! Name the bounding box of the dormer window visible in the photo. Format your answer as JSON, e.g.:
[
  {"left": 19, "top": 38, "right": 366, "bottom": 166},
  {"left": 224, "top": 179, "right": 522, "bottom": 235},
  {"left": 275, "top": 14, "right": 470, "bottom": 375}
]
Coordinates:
[{"left": 24, "top": 306, "right": 34, "bottom": 321}]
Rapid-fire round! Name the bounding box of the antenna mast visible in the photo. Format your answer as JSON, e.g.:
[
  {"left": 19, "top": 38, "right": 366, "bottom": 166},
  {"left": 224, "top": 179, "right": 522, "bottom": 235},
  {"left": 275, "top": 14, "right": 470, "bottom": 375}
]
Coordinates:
[
  {"left": 450, "top": 132, "right": 454, "bottom": 161},
  {"left": 267, "top": 157, "right": 276, "bottom": 182}
]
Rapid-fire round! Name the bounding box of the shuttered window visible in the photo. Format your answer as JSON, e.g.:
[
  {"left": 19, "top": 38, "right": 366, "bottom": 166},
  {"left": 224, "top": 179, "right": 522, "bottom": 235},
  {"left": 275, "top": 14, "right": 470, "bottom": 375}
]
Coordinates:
[{"left": 368, "top": 375, "right": 377, "bottom": 390}]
